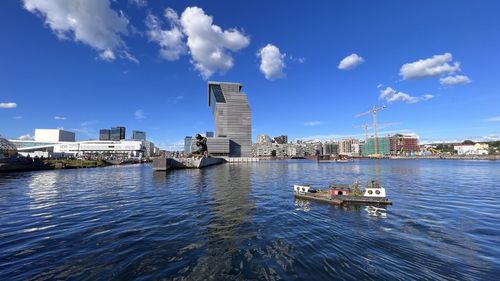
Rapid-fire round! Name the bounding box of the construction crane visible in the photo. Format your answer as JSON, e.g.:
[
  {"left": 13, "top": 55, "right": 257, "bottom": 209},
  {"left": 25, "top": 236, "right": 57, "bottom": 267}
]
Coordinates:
[
  {"left": 353, "top": 122, "right": 400, "bottom": 141},
  {"left": 355, "top": 105, "right": 386, "bottom": 156},
  {"left": 352, "top": 123, "right": 370, "bottom": 142}
]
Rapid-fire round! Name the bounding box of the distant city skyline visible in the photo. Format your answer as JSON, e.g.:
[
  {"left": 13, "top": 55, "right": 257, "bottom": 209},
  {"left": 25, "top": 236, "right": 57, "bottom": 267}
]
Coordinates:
[{"left": 1, "top": 1, "right": 499, "bottom": 149}]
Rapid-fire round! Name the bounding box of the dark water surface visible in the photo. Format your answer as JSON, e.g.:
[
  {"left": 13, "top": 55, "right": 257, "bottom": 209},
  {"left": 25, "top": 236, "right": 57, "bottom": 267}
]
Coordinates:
[{"left": 1, "top": 160, "right": 499, "bottom": 280}]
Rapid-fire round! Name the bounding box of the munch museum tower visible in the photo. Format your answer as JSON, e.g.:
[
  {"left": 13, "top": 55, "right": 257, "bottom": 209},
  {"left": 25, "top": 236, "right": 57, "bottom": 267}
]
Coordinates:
[{"left": 208, "top": 82, "right": 252, "bottom": 157}]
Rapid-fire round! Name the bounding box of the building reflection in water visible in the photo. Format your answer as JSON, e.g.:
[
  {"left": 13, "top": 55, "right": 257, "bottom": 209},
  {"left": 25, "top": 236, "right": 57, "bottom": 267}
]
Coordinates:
[
  {"left": 185, "top": 164, "right": 255, "bottom": 279},
  {"left": 27, "top": 171, "right": 60, "bottom": 212}
]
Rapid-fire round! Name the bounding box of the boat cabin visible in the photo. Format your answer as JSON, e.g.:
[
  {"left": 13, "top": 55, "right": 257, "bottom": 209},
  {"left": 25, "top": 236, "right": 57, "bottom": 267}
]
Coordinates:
[
  {"left": 294, "top": 185, "right": 311, "bottom": 193},
  {"left": 363, "top": 181, "right": 386, "bottom": 197},
  {"left": 328, "top": 184, "right": 351, "bottom": 196}
]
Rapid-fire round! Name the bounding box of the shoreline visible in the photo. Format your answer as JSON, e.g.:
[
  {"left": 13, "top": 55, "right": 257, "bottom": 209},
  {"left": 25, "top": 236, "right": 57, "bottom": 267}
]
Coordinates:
[
  {"left": 258, "top": 155, "right": 500, "bottom": 161},
  {"left": 0, "top": 159, "right": 149, "bottom": 173}
]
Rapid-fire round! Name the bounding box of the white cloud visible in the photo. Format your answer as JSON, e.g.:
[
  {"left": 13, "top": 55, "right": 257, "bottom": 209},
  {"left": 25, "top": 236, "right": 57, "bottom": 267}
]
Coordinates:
[
  {"left": 135, "top": 109, "right": 145, "bottom": 119},
  {"left": 338, "top": 53, "right": 364, "bottom": 70},
  {"left": 422, "top": 94, "right": 434, "bottom": 101},
  {"left": 129, "top": 0, "right": 147, "bottom": 7},
  {"left": 18, "top": 134, "right": 33, "bottom": 140},
  {"left": 23, "top": 0, "right": 135, "bottom": 62},
  {"left": 180, "top": 7, "right": 250, "bottom": 79},
  {"left": 146, "top": 6, "right": 250, "bottom": 79},
  {"left": 146, "top": 9, "right": 187, "bottom": 61},
  {"left": 483, "top": 116, "right": 500, "bottom": 122},
  {"left": 440, "top": 75, "right": 471, "bottom": 86},
  {"left": 13, "top": 116, "right": 23, "bottom": 120},
  {"left": 421, "top": 134, "right": 500, "bottom": 144},
  {"left": 80, "top": 120, "right": 97, "bottom": 127},
  {"left": 304, "top": 121, "right": 323, "bottom": 126},
  {"left": 399, "top": 53, "right": 460, "bottom": 80},
  {"left": 290, "top": 55, "right": 306, "bottom": 64},
  {"left": 0, "top": 102, "right": 17, "bottom": 109},
  {"left": 99, "top": 49, "right": 115, "bottom": 61},
  {"left": 258, "top": 44, "right": 286, "bottom": 80},
  {"left": 70, "top": 121, "right": 98, "bottom": 139},
  {"left": 379, "top": 86, "right": 419, "bottom": 104},
  {"left": 54, "top": 116, "right": 66, "bottom": 120}
]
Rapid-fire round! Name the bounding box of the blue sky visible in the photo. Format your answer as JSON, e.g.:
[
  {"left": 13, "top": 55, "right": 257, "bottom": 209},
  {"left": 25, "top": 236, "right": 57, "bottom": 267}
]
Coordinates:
[{"left": 1, "top": 0, "right": 499, "bottom": 148}]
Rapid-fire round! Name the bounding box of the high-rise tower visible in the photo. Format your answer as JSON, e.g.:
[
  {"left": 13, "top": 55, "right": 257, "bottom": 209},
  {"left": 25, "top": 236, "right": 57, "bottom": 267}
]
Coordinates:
[{"left": 208, "top": 82, "right": 252, "bottom": 157}]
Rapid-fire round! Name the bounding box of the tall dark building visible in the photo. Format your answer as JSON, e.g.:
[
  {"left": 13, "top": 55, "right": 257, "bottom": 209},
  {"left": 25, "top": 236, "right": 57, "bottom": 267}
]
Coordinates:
[
  {"left": 184, "top": 136, "right": 192, "bottom": 154},
  {"left": 110, "top": 126, "right": 126, "bottom": 141},
  {"left": 132, "top": 130, "right": 146, "bottom": 141},
  {"left": 99, "top": 129, "right": 111, "bottom": 141}
]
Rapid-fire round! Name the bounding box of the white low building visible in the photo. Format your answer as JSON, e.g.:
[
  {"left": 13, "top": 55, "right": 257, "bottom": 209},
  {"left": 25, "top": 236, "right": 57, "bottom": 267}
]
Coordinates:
[
  {"left": 54, "top": 140, "right": 146, "bottom": 157},
  {"left": 35, "top": 129, "right": 75, "bottom": 142},
  {"left": 454, "top": 143, "right": 489, "bottom": 155}
]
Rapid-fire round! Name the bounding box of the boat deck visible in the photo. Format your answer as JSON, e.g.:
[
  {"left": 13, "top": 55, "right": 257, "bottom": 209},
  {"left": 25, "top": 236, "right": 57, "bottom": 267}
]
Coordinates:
[{"left": 294, "top": 191, "right": 392, "bottom": 206}]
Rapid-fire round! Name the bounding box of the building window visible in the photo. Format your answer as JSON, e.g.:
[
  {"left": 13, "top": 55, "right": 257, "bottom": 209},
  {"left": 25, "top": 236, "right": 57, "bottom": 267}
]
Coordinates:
[{"left": 210, "top": 85, "right": 226, "bottom": 103}]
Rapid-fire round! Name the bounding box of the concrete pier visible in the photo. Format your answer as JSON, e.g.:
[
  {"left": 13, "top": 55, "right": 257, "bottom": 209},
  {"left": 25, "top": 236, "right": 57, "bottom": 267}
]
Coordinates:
[{"left": 152, "top": 157, "right": 224, "bottom": 171}]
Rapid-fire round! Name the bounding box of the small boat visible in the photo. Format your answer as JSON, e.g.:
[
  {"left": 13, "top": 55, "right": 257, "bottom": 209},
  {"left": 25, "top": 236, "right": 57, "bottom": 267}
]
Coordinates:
[
  {"left": 293, "top": 181, "right": 392, "bottom": 206},
  {"left": 317, "top": 155, "right": 351, "bottom": 163}
]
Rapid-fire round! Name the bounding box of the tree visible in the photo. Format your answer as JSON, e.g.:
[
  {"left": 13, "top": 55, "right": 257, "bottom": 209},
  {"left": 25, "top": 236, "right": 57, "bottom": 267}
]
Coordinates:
[
  {"left": 489, "top": 147, "right": 497, "bottom": 155},
  {"left": 462, "top": 140, "right": 475, "bottom": 145}
]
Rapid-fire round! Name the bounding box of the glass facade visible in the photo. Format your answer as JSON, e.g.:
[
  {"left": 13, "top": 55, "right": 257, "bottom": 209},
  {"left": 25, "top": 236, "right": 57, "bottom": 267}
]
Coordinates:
[
  {"left": 99, "top": 129, "right": 111, "bottom": 141},
  {"left": 210, "top": 84, "right": 226, "bottom": 114},
  {"left": 110, "top": 127, "right": 126, "bottom": 141},
  {"left": 184, "top": 136, "right": 192, "bottom": 154},
  {"left": 132, "top": 130, "right": 146, "bottom": 141}
]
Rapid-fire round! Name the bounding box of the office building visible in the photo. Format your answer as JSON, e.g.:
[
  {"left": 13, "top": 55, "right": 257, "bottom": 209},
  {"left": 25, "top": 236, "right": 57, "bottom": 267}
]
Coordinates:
[
  {"left": 34, "top": 129, "right": 75, "bottom": 142},
  {"left": 99, "top": 129, "right": 111, "bottom": 141},
  {"left": 207, "top": 137, "right": 230, "bottom": 155},
  {"left": 184, "top": 136, "right": 192, "bottom": 154},
  {"left": 339, "top": 138, "right": 360, "bottom": 156},
  {"left": 208, "top": 81, "right": 252, "bottom": 157},
  {"left": 322, "top": 141, "right": 339, "bottom": 155},
  {"left": 132, "top": 130, "right": 146, "bottom": 141},
  {"left": 110, "top": 126, "right": 126, "bottom": 141},
  {"left": 274, "top": 135, "right": 288, "bottom": 144},
  {"left": 142, "top": 140, "right": 155, "bottom": 157},
  {"left": 256, "top": 134, "right": 272, "bottom": 144}
]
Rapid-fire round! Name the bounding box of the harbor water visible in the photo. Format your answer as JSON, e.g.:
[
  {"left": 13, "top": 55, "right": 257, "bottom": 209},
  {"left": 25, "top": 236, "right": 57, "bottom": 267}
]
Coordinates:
[{"left": 0, "top": 160, "right": 499, "bottom": 280}]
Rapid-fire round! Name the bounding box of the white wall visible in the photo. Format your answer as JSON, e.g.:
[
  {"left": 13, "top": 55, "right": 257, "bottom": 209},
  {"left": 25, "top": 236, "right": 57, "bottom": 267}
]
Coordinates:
[{"left": 34, "top": 129, "right": 75, "bottom": 142}]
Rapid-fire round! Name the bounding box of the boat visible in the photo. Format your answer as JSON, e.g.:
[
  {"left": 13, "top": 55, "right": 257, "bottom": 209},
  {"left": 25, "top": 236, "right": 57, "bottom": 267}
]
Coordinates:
[
  {"left": 317, "top": 155, "right": 351, "bottom": 163},
  {"left": 293, "top": 180, "right": 392, "bottom": 206}
]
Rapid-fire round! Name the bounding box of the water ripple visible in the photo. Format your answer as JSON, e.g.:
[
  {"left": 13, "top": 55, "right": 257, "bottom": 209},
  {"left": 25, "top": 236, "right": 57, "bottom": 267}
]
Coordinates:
[{"left": 0, "top": 160, "right": 499, "bottom": 280}]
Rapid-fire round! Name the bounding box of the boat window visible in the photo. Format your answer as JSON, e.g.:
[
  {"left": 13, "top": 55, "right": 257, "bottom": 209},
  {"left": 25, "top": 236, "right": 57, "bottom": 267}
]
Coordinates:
[
  {"left": 375, "top": 190, "right": 380, "bottom": 194},
  {"left": 368, "top": 190, "right": 373, "bottom": 195},
  {"left": 338, "top": 191, "right": 343, "bottom": 195}
]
